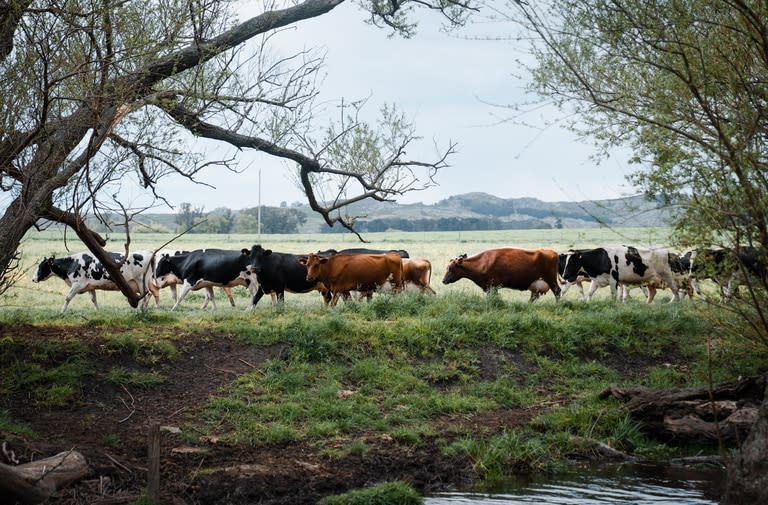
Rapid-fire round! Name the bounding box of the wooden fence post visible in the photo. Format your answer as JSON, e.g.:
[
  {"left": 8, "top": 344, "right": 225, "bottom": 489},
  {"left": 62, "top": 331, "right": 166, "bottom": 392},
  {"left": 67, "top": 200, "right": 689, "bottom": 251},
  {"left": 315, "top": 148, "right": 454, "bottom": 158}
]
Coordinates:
[{"left": 147, "top": 422, "right": 161, "bottom": 501}]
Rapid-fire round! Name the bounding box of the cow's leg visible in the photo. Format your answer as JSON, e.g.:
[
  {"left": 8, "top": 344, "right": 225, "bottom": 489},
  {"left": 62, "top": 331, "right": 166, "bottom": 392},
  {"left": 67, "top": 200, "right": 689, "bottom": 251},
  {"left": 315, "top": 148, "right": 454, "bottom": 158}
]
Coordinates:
[
  {"left": 169, "top": 284, "right": 178, "bottom": 303},
  {"left": 529, "top": 290, "right": 540, "bottom": 302},
  {"left": 61, "top": 285, "right": 83, "bottom": 312},
  {"left": 145, "top": 278, "right": 161, "bottom": 308},
  {"left": 586, "top": 279, "right": 601, "bottom": 301},
  {"left": 667, "top": 280, "right": 680, "bottom": 303},
  {"left": 171, "top": 282, "right": 194, "bottom": 310},
  {"left": 87, "top": 289, "right": 100, "bottom": 309},
  {"left": 620, "top": 284, "right": 630, "bottom": 302},
  {"left": 330, "top": 292, "right": 341, "bottom": 307},
  {"left": 608, "top": 278, "right": 619, "bottom": 300},
  {"left": 200, "top": 287, "right": 217, "bottom": 310},
  {"left": 576, "top": 281, "right": 586, "bottom": 301},
  {"left": 250, "top": 287, "right": 266, "bottom": 308},
  {"left": 222, "top": 287, "right": 236, "bottom": 307},
  {"left": 547, "top": 277, "right": 561, "bottom": 301}
]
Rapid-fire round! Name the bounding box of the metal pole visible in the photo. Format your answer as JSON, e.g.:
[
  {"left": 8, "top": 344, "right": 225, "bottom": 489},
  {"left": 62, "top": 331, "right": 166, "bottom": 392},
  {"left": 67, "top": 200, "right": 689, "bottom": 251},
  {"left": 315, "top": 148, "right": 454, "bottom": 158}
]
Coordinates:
[{"left": 257, "top": 168, "right": 262, "bottom": 239}]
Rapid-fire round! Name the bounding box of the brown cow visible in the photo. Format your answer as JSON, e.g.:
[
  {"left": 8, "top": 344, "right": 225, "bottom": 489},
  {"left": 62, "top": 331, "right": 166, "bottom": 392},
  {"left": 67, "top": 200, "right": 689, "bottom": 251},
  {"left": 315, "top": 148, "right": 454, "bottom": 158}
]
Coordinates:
[
  {"left": 442, "top": 248, "right": 561, "bottom": 302},
  {"left": 300, "top": 252, "right": 404, "bottom": 306},
  {"left": 402, "top": 258, "right": 435, "bottom": 294}
]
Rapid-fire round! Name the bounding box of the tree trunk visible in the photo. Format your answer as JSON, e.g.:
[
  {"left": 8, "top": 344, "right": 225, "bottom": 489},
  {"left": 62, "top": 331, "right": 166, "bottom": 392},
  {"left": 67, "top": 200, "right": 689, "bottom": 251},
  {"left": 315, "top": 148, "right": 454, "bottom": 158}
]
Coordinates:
[
  {"left": 599, "top": 374, "right": 765, "bottom": 442},
  {"left": 0, "top": 450, "right": 89, "bottom": 504},
  {"left": 721, "top": 377, "right": 768, "bottom": 505}
]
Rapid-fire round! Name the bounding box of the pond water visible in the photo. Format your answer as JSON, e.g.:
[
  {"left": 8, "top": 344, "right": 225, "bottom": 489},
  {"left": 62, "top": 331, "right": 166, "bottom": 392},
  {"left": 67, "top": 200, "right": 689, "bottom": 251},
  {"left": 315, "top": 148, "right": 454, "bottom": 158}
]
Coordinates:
[{"left": 426, "top": 463, "right": 724, "bottom": 505}]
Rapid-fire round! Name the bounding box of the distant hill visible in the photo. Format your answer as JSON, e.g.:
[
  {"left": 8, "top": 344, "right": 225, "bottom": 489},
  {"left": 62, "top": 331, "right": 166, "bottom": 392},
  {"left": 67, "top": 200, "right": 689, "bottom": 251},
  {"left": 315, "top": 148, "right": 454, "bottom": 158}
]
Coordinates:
[
  {"left": 96, "top": 193, "right": 679, "bottom": 233},
  {"left": 295, "top": 193, "right": 679, "bottom": 233}
]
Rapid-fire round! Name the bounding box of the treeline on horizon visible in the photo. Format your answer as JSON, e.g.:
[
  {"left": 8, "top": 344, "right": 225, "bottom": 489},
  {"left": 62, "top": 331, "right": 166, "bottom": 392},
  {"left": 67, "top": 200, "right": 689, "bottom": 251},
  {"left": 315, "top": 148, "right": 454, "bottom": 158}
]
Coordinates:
[
  {"left": 82, "top": 192, "right": 673, "bottom": 234},
  {"left": 84, "top": 203, "right": 587, "bottom": 234}
]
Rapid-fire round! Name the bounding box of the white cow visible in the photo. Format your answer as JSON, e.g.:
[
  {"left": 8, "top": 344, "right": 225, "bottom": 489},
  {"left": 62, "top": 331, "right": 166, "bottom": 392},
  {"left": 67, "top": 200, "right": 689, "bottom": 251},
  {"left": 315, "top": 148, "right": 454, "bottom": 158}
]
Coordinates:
[
  {"left": 561, "top": 246, "right": 681, "bottom": 302},
  {"left": 32, "top": 250, "right": 157, "bottom": 312}
]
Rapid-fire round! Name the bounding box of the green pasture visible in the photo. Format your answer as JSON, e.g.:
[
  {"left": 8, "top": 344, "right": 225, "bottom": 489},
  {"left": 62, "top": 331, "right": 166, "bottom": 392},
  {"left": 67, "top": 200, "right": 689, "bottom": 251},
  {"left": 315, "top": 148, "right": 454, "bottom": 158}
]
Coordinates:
[
  {"left": 7, "top": 227, "right": 675, "bottom": 311},
  {"left": 3, "top": 226, "right": 766, "bottom": 489}
]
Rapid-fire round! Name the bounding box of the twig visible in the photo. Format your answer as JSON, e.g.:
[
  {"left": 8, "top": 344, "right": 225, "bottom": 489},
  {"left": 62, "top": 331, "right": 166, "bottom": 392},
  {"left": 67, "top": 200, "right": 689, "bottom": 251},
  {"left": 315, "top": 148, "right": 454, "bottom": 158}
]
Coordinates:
[
  {"left": 118, "top": 408, "right": 135, "bottom": 423},
  {"left": 238, "top": 358, "right": 256, "bottom": 368},
  {"left": 104, "top": 452, "right": 133, "bottom": 475},
  {"left": 120, "top": 384, "right": 135, "bottom": 407},
  {"left": 168, "top": 406, "right": 186, "bottom": 419}
]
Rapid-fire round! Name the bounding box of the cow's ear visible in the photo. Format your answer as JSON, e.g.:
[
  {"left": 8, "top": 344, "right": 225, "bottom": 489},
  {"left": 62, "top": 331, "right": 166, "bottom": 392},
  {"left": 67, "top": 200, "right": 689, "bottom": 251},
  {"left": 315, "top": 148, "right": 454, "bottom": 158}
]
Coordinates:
[
  {"left": 241, "top": 248, "right": 249, "bottom": 255},
  {"left": 298, "top": 257, "right": 307, "bottom": 265},
  {"left": 47, "top": 257, "right": 55, "bottom": 265},
  {"left": 264, "top": 250, "right": 272, "bottom": 256},
  {"left": 319, "top": 257, "right": 329, "bottom": 264}
]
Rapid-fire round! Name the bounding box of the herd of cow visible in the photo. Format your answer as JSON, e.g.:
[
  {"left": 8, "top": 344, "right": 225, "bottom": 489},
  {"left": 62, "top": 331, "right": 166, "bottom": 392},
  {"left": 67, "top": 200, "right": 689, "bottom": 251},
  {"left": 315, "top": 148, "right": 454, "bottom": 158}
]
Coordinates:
[{"left": 31, "top": 243, "right": 766, "bottom": 312}]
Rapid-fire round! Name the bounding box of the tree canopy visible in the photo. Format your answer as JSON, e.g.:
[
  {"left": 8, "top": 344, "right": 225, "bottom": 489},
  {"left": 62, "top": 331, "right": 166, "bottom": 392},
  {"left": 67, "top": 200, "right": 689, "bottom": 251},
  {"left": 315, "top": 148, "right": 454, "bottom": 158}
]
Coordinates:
[
  {"left": 500, "top": 0, "right": 768, "bottom": 330},
  {"left": 496, "top": 2, "right": 768, "bottom": 500},
  {"left": 0, "top": 0, "right": 476, "bottom": 302}
]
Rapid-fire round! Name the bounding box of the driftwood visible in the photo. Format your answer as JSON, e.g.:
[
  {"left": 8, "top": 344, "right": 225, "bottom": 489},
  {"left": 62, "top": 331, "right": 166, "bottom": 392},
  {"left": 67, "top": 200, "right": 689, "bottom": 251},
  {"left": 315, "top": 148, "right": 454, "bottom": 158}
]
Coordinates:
[
  {"left": 0, "top": 450, "right": 89, "bottom": 504},
  {"left": 599, "top": 374, "right": 765, "bottom": 442}
]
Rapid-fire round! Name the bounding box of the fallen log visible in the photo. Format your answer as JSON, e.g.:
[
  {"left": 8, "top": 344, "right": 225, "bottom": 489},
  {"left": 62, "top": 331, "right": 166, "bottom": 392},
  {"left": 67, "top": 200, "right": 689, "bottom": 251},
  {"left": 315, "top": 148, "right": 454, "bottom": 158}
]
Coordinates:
[
  {"left": 599, "top": 374, "right": 765, "bottom": 442},
  {"left": 0, "top": 450, "right": 89, "bottom": 504}
]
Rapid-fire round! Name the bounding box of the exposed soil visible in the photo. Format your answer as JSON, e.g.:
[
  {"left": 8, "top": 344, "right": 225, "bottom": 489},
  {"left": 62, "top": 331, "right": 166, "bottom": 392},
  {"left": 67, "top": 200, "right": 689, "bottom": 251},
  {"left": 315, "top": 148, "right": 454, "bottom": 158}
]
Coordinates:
[{"left": 0, "top": 326, "right": 640, "bottom": 504}]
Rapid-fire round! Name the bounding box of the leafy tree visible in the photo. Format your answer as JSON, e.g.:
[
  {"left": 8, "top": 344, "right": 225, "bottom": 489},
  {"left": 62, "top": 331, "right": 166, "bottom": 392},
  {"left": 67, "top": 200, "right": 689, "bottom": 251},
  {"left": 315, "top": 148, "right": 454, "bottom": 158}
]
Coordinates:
[
  {"left": 0, "top": 0, "right": 473, "bottom": 305},
  {"left": 500, "top": 0, "right": 767, "bottom": 338},
  {"left": 175, "top": 203, "right": 205, "bottom": 233},
  {"left": 235, "top": 206, "right": 306, "bottom": 234},
  {"left": 497, "top": 1, "right": 767, "bottom": 501},
  {"left": 193, "top": 207, "right": 235, "bottom": 234},
  {"left": 233, "top": 213, "right": 259, "bottom": 234}
]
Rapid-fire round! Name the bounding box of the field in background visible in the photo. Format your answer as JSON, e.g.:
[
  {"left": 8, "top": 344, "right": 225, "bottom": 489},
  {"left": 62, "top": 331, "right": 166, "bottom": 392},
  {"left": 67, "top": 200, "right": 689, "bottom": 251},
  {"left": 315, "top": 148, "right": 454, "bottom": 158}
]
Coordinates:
[{"left": 7, "top": 227, "right": 674, "bottom": 311}]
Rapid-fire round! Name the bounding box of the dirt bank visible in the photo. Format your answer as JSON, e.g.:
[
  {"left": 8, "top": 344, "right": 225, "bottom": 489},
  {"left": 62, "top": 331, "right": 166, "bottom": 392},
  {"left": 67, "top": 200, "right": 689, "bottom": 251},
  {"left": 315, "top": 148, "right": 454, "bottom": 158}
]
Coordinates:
[{"left": 1, "top": 328, "right": 543, "bottom": 504}]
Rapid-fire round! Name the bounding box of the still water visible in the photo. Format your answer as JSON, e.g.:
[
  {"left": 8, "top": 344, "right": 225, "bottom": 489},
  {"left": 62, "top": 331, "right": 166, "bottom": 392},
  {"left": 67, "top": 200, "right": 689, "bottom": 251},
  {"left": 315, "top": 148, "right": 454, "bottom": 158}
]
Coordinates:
[{"left": 426, "top": 464, "right": 724, "bottom": 505}]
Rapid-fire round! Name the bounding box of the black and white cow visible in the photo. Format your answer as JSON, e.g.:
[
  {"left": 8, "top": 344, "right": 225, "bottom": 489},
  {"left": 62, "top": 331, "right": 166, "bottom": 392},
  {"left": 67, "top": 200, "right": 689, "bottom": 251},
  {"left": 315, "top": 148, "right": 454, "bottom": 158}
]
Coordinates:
[
  {"left": 151, "top": 249, "right": 238, "bottom": 308},
  {"left": 247, "top": 245, "right": 329, "bottom": 307},
  {"left": 620, "top": 250, "right": 691, "bottom": 302},
  {"left": 561, "top": 246, "right": 681, "bottom": 302},
  {"left": 32, "top": 250, "right": 156, "bottom": 312},
  {"left": 558, "top": 250, "right": 592, "bottom": 300},
  {"left": 153, "top": 249, "right": 258, "bottom": 310},
  {"left": 686, "top": 247, "right": 766, "bottom": 302}
]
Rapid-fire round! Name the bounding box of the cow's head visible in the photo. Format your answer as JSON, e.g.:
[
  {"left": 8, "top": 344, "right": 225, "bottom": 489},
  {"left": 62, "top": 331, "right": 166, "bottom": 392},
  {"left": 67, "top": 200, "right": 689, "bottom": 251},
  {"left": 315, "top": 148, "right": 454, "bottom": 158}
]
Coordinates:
[
  {"left": 299, "top": 253, "right": 328, "bottom": 282},
  {"left": 153, "top": 254, "right": 176, "bottom": 287},
  {"left": 248, "top": 245, "right": 272, "bottom": 274},
  {"left": 32, "top": 256, "right": 55, "bottom": 282},
  {"left": 442, "top": 254, "right": 467, "bottom": 285},
  {"left": 561, "top": 252, "right": 584, "bottom": 283}
]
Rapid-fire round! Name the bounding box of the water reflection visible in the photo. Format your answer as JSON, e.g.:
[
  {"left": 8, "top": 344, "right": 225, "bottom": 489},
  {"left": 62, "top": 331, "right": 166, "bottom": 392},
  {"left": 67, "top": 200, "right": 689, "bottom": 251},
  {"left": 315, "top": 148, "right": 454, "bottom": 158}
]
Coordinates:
[{"left": 427, "top": 464, "right": 724, "bottom": 505}]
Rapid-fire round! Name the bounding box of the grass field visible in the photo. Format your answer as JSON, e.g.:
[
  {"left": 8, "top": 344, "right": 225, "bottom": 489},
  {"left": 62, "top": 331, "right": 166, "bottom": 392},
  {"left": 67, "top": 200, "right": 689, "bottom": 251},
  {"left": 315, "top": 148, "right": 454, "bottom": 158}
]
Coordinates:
[
  {"left": 6, "top": 227, "right": 675, "bottom": 311},
  {"left": 3, "top": 226, "right": 763, "bottom": 503}
]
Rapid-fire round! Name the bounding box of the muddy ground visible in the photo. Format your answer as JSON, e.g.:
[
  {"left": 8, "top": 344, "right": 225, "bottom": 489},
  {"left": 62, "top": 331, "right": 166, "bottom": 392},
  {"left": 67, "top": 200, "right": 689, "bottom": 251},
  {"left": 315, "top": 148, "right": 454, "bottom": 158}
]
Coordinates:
[{"left": 1, "top": 326, "right": 642, "bottom": 504}]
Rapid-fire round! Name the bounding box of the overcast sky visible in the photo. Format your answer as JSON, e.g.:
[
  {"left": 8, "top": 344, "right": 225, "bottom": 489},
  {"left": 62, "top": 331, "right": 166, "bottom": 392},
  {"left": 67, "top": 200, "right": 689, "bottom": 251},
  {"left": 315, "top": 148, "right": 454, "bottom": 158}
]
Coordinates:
[{"left": 131, "top": 1, "right": 638, "bottom": 210}]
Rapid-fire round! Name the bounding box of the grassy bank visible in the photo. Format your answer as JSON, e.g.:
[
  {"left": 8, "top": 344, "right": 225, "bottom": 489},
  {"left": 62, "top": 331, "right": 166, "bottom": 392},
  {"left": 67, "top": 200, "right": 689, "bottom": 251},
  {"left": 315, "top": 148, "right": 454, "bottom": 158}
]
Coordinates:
[
  {"left": 1, "top": 290, "right": 762, "bottom": 486},
  {"left": 2, "top": 227, "right": 761, "bottom": 502}
]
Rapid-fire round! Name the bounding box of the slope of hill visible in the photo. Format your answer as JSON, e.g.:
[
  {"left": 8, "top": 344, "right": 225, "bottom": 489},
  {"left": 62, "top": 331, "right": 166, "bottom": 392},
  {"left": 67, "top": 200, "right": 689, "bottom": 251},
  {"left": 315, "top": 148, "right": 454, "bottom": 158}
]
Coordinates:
[
  {"left": 93, "top": 193, "right": 678, "bottom": 233},
  {"left": 296, "top": 193, "right": 678, "bottom": 232}
]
